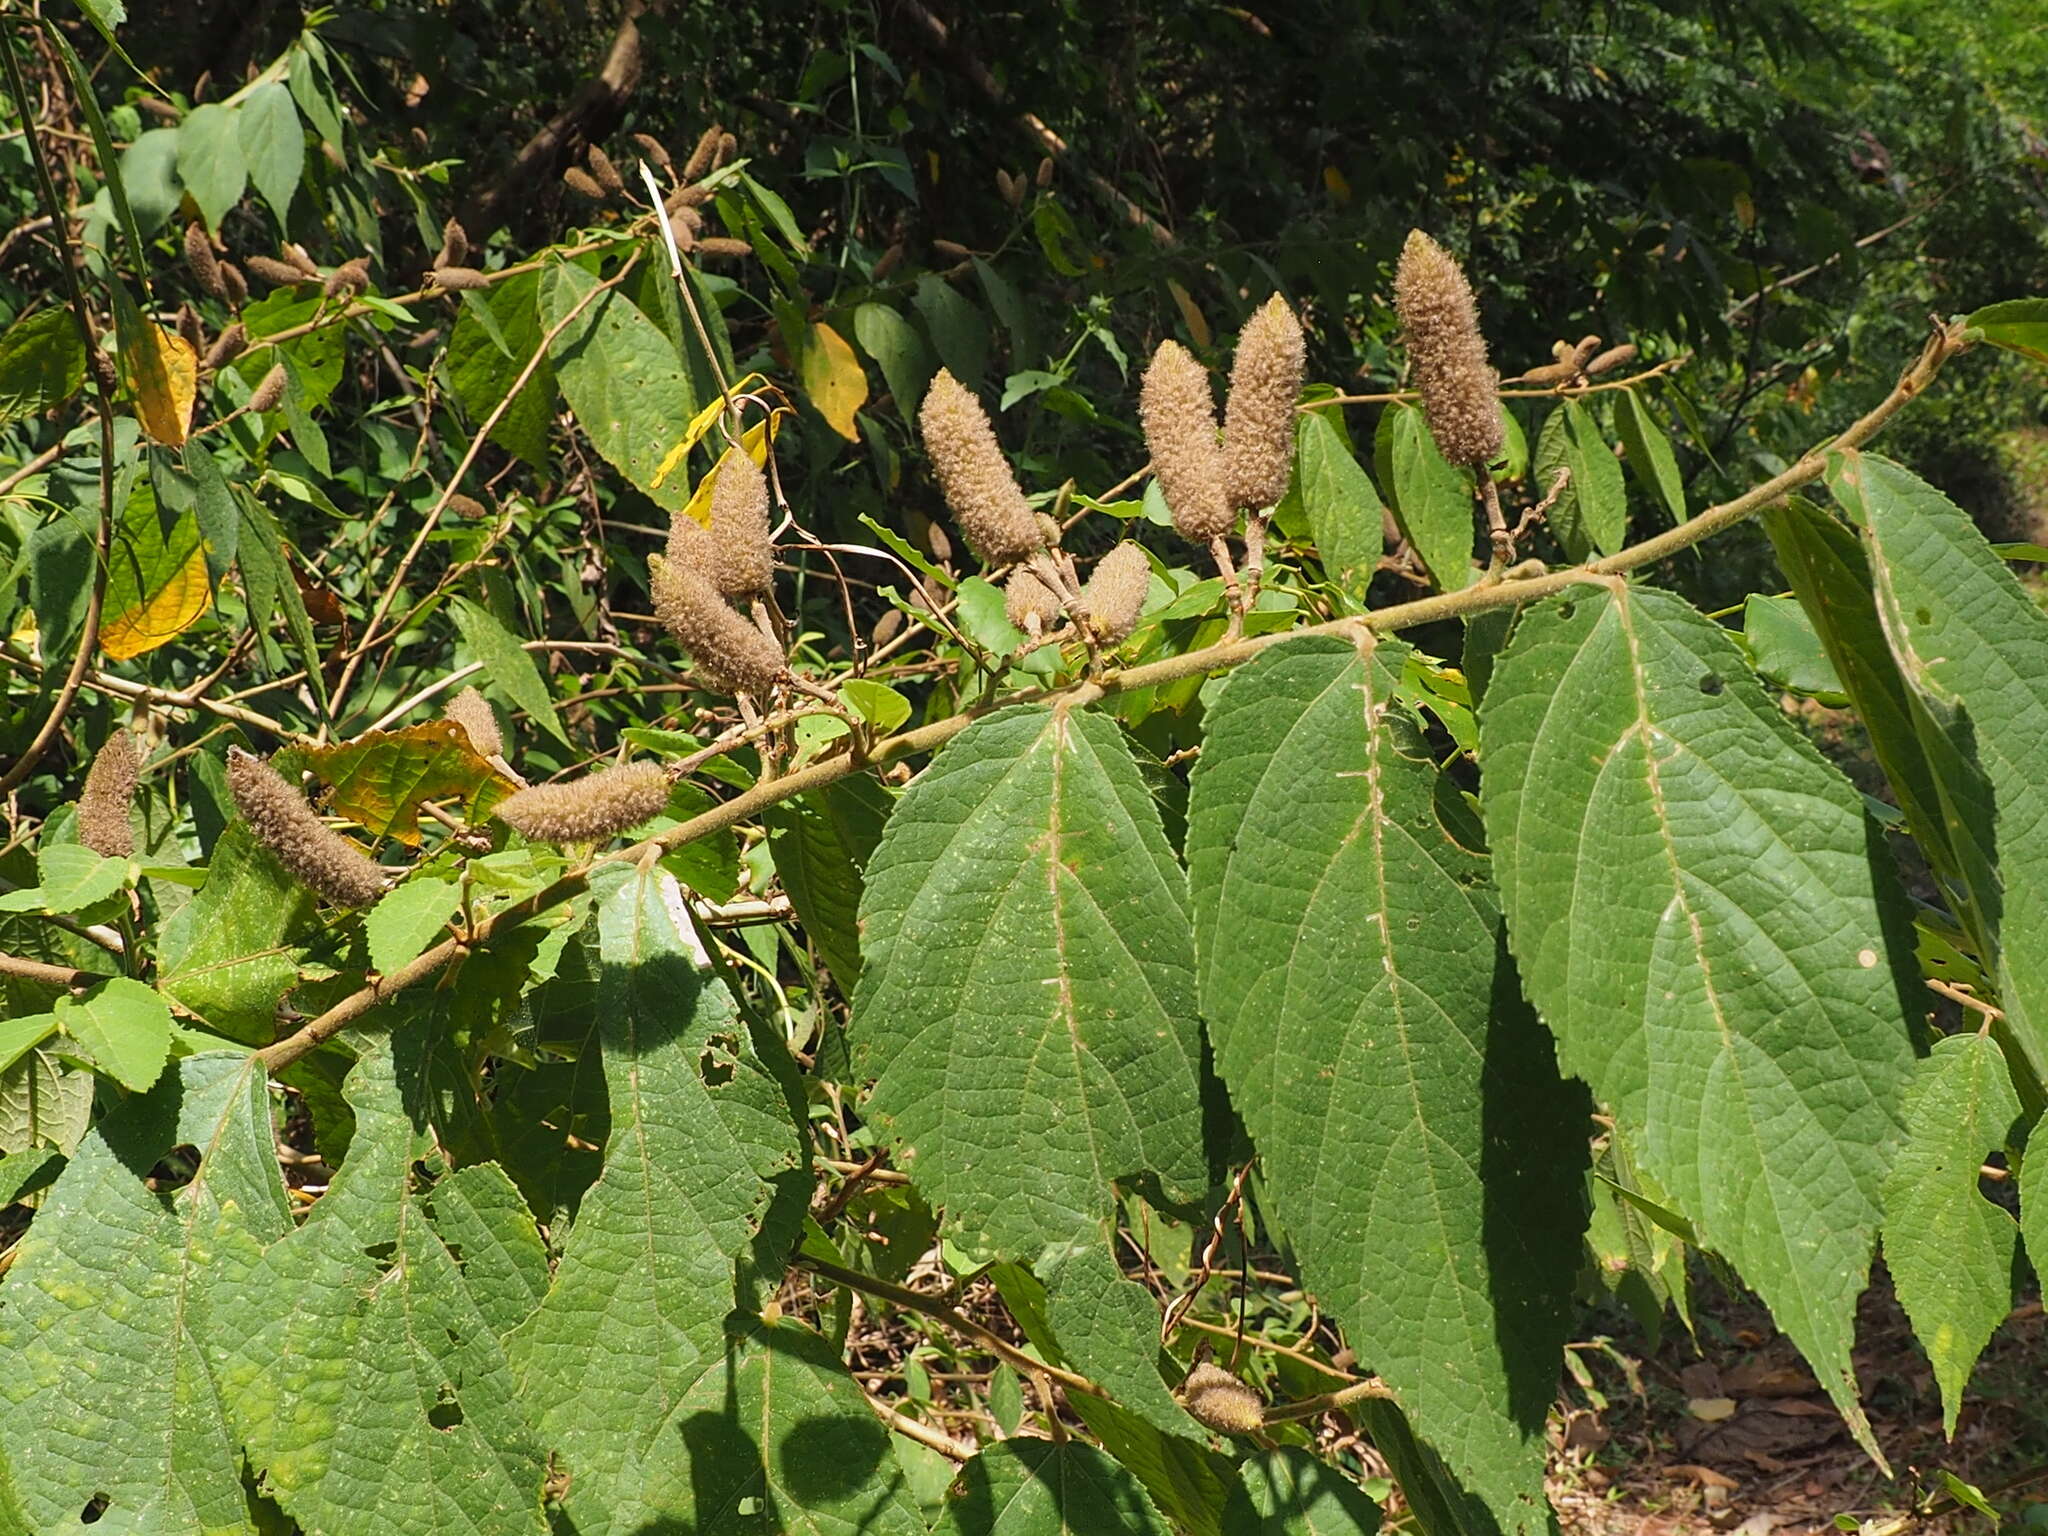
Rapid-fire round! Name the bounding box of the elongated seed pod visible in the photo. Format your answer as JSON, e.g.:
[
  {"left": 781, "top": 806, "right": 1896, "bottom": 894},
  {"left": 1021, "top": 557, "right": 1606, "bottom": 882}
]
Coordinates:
[
  {"left": 248, "top": 365, "right": 287, "bottom": 414},
  {"left": 436, "top": 218, "right": 469, "bottom": 269},
  {"left": 323, "top": 257, "right": 369, "bottom": 298},
  {"left": 702, "top": 450, "right": 775, "bottom": 596},
  {"left": 1178, "top": 1364, "right": 1264, "bottom": 1436},
  {"left": 872, "top": 243, "right": 904, "bottom": 281},
  {"left": 430, "top": 265, "right": 492, "bottom": 291},
  {"left": 682, "top": 124, "right": 724, "bottom": 182},
  {"left": 1585, "top": 342, "right": 1637, "bottom": 377},
  {"left": 447, "top": 492, "right": 489, "bottom": 520},
  {"left": 714, "top": 132, "right": 737, "bottom": 170},
  {"left": 220, "top": 261, "right": 247, "bottom": 307},
  {"left": 631, "top": 132, "right": 671, "bottom": 171},
  {"left": 246, "top": 254, "right": 307, "bottom": 287},
  {"left": 1394, "top": 230, "right": 1503, "bottom": 468},
  {"left": 1513, "top": 359, "right": 1579, "bottom": 387},
  {"left": 176, "top": 306, "right": 204, "bottom": 355},
  {"left": 919, "top": 369, "right": 1042, "bottom": 565},
  {"left": 1570, "top": 334, "right": 1602, "bottom": 367},
  {"left": 587, "top": 145, "right": 625, "bottom": 197},
  {"left": 1223, "top": 294, "right": 1306, "bottom": 512},
  {"left": 184, "top": 221, "right": 224, "bottom": 298},
  {"left": 1004, "top": 567, "right": 1061, "bottom": 633},
  {"left": 77, "top": 731, "right": 139, "bottom": 859},
  {"left": 651, "top": 557, "right": 786, "bottom": 696},
  {"left": 562, "top": 166, "right": 606, "bottom": 200},
  {"left": 284, "top": 243, "right": 321, "bottom": 278},
  {"left": 666, "top": 182, "right": 713, "bottom": 213},
  {"left": 995, "top": 168, "right": 1020, "bottom": 208},
  {"left": 1140, "top": 340, "right": 1232, "bottom": 543},
  {"left": 667, "top": 212, "right": 698, "bottom": 252},
  {"left": 693, "top": 237, "right": 753, "bottom": 260},
  {"left": 1035, "top": 156, "right": 1054, "bottom": 188},
  {"left": 226, "top": 747, "right": 387, "bottom": 907},
  {"left": 1079, "top": 541, "right": 1150, "bottom": 644},
  {"left": 443, "top": 686, "right": 502, "bottom": 759},
  {"left": 202, "top": 322, "right": 247, "bottom": 372},
  {"left": 933, "top": 238, "right": 971, "bottom": 261},
  {"left": 496, "top": 762, "right": 669, "bottom": 845}
]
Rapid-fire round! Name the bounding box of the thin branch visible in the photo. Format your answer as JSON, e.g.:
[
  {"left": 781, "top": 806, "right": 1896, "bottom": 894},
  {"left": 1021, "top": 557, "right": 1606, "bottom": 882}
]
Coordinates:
[
  {"left": 251, "top": 318, "right": 1972, "bottom": 1074},
  {"left": 1259, "top": 1377, "right": 1397, "bottom": 1424},
  {"left": 0, "top": 951, "right": 111, "bottom": 990}
]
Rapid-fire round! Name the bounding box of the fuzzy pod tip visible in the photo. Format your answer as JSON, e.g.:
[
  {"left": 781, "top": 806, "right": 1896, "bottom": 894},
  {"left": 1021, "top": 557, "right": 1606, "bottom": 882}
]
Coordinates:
[
  {"left": 1223, "top": 294, "right": 1306, "bottom": 513},
  {"left": 1140, "top": 339, "right": 1233, "bottom": 544},
  {"left": 1394, "top": 230, "right": 1503, "bottom": 469},
  {"left": 443, "top": 686, "right": 502, "bottom": 760},
  {"left": 226, "top": 747, "right": 387, "bottom": 907},
  {"left": 651, "top": 556, "right": 786, "bottom": 697},
  {"left": 77, "top": 731, "right": 140, "bottom": 859},
  {"left": 1079, "top": 541, "right": 1151, "bottom": 644},
  {"left": 918, "top": 369, "right": 1042, "bottom": 566},
  {"left": 1178, "top": 1363, "right": 1264, "bottom": 1436}
]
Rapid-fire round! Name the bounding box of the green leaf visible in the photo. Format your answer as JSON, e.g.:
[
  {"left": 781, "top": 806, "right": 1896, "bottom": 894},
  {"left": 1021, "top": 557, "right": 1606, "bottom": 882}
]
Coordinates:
[
  {"left": 177, "top": 103, "right": 248, "bottom": 230},
  {"left": 158, "top": 823, "right": 316, "bottom": 1044},
  {"left": 447, "top": 596, "right": 572, "bottom": 750},
  {"left": 613, "top": 1317, "right": 926, "bottom": 1534},
  {"left": 1479, "top": 583, "right": 1916, "bottom": 1465},
  {"left": 852, "top": 705, "right": 1207, "bottom": 1256},
  {"left": 100, "top": 482, "right": 209, "bottom": 661},
  {"left": 0, "top": 1045, "right": 93, "bottom": 1153},
  {"left": 1040, "top": 1231, "right": 1185, "bottom": 1434},
  {"left": 764, "top": 772, "right": 895, "bottom": 989},
  {"left": 1378, "top": 402, "right": 1473, "bottom": 590},
  {"left": 506, "top": 861, "right": 809, "bottom": 1533},
  {"left": 1828, "top": 451, "right": 2048, "bottom": 1084},
  {"left": 1229, "top": 1447, "right": 1382, "bottom": 1536},
  {"left": 1964, "top": 298, "right": 2048, "bottom": 365},
  {"left": 854, "top": 301, "right": 936, "bottom": 418},
  {"left": 932, "top": 1439, "right": 1174, "bottom": 1535},
  {"left": 304, "top": 718, "right": 521, "bottom": 846},
  {"left": 211, "top": 1036, "right": 550, "bottom": 1536},
  {"left": 2024, "top": 1137, "right": 2048, "bottom": 1284},
  {"left": 1187, "top": 634, "right": 1585, "bottom": 1532},
  {"left": 1611, "top": 388, "right": 1685, "bottom": 524},
  {"left": 36, "top": 844, "right": 126, "bottom": 912},
  {"left": 0, "top": 1053, "right": 290, "bottom": 1535},
  {"left": 0, "top": 309, "right": 85, "bottom": 427},
  {"left": 365, "top": 877, "right": 463, "bottom": 975},
  {"left": 0, "top": 1144, "right": 59, "bottom": 1206},
  {"left": 56, "top": 977, "right": 171, "bottom": 1091},
  {"left": 915, "top": 272, "right": 990, "bottom": 389},
  {"left": 1881, "top": 1033, "right": 2021, "bottom": 1437},
  {"left": 118, "top": 126, "right": 184, "bottom": 235},
  {"left": 1743, "top": 593, "right": 1843, "bottom": 697},
  {"left": 234, "top": 81, "right": 302, "bottom": 227},
  {"left": 539, "top": 261, "right": 696, "bottom": 512},
  {"left": 183, "top": 439, "right": 238, "bottom": 590},
  {"left": 447, "top": 270, "right": 557, "bottom": 466},
  {"left": 71, "top": 0, "right": 127, "bottom": 45},
  {"left": 842, "top": 676, "right": 912, "bottom": 733},
  {"left": 424, "top": 1161, "right": 550, "bottom": 1343},
  {"left": 0, "top": 1014, "right": 56, "bottom": 1077},
  {"left": 1533, "top": 399, "right": 1627, "bottom": 559},
  {"left": 1295, "top": 409, "right": 1384, "bottom": 602}
]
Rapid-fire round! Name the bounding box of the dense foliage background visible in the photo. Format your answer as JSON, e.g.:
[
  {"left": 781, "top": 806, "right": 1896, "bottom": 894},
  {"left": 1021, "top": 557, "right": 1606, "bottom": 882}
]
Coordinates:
[{"left": 3, "top": 0, "right": 2047, "bottom": 1532}]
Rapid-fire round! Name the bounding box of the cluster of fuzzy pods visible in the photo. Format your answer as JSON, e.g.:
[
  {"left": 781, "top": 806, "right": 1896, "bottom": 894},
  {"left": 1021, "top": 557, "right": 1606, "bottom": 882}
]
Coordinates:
[{"left": 561, "top": 124, "right": 752, "bottom": 262}]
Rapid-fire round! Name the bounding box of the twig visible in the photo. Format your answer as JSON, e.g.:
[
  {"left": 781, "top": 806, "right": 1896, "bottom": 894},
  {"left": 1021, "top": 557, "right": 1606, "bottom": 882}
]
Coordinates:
[
  {"left": 1260, "top": 1377, "right": 1397, "bottom": 1424},
  {"left": 0, "top": 438, "right": 64, "bottom": 497},
  {"left": 0, "top": 951, "right": 111, "bottom": 990}
]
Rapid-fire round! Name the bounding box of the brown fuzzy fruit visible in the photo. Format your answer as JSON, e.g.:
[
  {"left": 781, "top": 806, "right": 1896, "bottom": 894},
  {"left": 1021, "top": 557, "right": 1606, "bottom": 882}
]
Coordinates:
[
  {"left": 631, "top": 132, "right": 672, "bottom": 171},
  {"left": 184, "top": 221, "right": 224, "bottom": 298},
  {"left": 1178, "top": 1363, "right": 1264, "bottom": 1436},
  {"left": 650, "top": 557, "right": 786, "bottom": 696},
  {"left": 692, "top": 237, "right": 753, "bottom": 260},
  {"left": 226, "top": 747, "right": 387, "bottom": 907},
  {"left": 586, "top": 145, "right": 625, "bottom": 197},
  {"left": 701, "top": 449, "right": 775, "bottom": 597},
  {"left": 682, "top": 123, "right": 724, "bottom": 182},
  {"left": 247, "top": 365, "right": 287, "bottom": 414},
  {"left": 436, "top": 217, "right": 469, "bottom": 269},
  {"left": 202, "top": 322, "right": 248, "bottom": 372},
  {"left": 443, "top": 685, "right": 502, "bottom": 759},
  {"left": 562, "top": 166, "right": 606, "bottom": 200},
  {"left": 918, "top": 369, "right": 1042, "bottom": 566},
  {"left": 495, "top": 762, "right": 669, "bottom": 845},
  {"left": 77, "top": 731, "right": 140, "bottom": 859},
  {"left": 1585, "top": 342, "right": 1638, "bottom": 377},
  {"left": 430, "top": 265, "right": 492, "bottom": 291},
  {"left": 1140, "top": 339, "right": 1232, "bottom": 544},
  {"left": 1003, "top": 567, "right": 1062, "bottom": 634},
  {"left": 246, "top": 254, "right": 308, "bottom": 287},
  {"left": 1079, "top": 541, "right": 1150, "bottom": 644},
  {"left": 323, "top": 257, "right": 369, "bottom": 298},
  {"left": 1394, "top": 230, "right": 1503, "bottom": 468},
  {"left": 1223, "top": 294, "right": 1306, "bottom": 513}
]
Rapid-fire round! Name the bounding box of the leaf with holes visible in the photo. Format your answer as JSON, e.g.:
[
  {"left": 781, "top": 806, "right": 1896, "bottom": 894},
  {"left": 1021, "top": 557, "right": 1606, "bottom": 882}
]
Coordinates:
[
  {"left": 1187, "top": 633, "right": 1586, "bottom": 1533},
  {"left": 0, "top": 1053, "right": 290, "bottom": 1536},
  {"left": 852, "top": 705, "right": 1207, "bottom": 1257},
  {"left": 1479, "top": 583, "right": 1916, "bottom": 1464},
  {"left": 1881, "top": 1033, "right": 2021, "bottom": 1437},
  {"left": 506, "top": 861, "right": 810, "bottom": 1534},
  {"left": 303, "top": 721, "right": 519, "bottom": 847},
  {"left": 209, "top": 1035, "right": 550, "bottom": 1536}
]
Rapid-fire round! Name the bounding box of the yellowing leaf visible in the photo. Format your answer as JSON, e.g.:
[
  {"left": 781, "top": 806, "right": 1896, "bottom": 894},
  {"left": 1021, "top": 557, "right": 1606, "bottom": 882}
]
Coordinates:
[
  {"left": 303, "top": 721, "right": 520, "bottom": 847},
  {"left": 791, "top": 320, "right": 867, "bottom": 441},
  {"left": 101, "top": 546, "right": 209, "bottom": 659},
  {"left": 680, "top": 415, "right": 784, "bottom": 531},
  {"left": 1166, "top": 280, "right": 1210, "bottom": 349},
  {"left": 649, "top": 371, "right": 773, "bottom": 491},
  {"left": 101, "top": 484, "right": 212, "bottom": 660},
  {"left": 124, "top": 324, "right": 197, "bottom": 445}
]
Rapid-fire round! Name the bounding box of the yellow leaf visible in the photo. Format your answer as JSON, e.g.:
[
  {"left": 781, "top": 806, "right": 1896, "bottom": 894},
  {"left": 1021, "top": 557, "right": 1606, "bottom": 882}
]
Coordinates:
[
  {"left": 1167, "top": 280, "right": 1211, "bottom": 349},
  {"left": 124, "top": 324, "right": 197, "bottom": 445},
  {"left": 649, "top": 371, "right": 773, "bottom": 491},
  {"left": 101, "top": 545, "right": 210, "bottom": 660},
  {"left": 791, "top": 320, "right": 867, "bottom": 441},
  {"left": 680, "top": 416, "right": 783, "bottom": 530}
]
